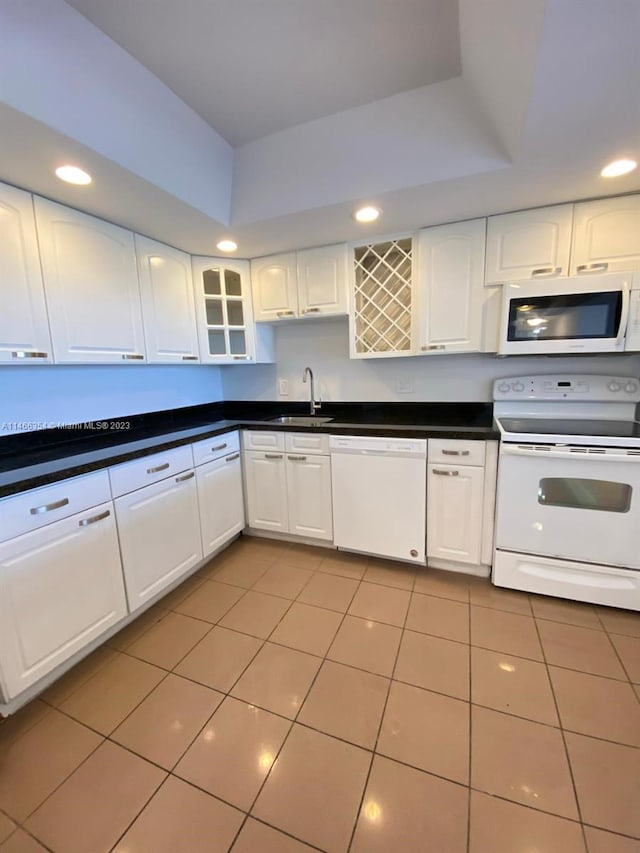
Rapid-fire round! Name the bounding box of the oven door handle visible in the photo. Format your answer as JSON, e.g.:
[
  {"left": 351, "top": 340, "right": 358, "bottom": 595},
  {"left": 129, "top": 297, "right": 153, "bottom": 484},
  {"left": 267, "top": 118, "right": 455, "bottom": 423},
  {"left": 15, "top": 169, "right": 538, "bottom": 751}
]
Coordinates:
[
  {"left": 499, "top": 444, "right": 640, "bottom": 462},
  {"left": 616, "top": 281, "right": 630, "bottom": 348}
]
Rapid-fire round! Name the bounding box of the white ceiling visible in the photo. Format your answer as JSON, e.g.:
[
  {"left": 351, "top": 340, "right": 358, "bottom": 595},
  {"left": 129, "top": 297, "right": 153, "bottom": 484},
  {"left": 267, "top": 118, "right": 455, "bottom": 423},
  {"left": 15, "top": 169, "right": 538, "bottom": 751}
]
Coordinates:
[
  {"left": 65, "top": 0, "right": 461, "bottom": 146},
  {"left": 0, "top": 0, "right": 639, "bottom": 258}
]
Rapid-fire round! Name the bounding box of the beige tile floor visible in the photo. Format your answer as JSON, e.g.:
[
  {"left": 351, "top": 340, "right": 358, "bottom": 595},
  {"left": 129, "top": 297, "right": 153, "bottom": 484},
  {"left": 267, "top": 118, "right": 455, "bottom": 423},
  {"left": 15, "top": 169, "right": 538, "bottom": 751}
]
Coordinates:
[{"left": 1, "top": 535, "right": 639, "bottom": 852}]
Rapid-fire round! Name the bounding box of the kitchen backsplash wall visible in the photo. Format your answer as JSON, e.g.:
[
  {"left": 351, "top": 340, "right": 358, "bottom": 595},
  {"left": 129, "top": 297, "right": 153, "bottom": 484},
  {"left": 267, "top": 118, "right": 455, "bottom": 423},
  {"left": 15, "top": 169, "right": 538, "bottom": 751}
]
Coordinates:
[
  {"left": 0, "top": 365, "right": 223, "bottom": 435},
  {"left": 221, "top": 318, "right": 640, "bottom": 402}
]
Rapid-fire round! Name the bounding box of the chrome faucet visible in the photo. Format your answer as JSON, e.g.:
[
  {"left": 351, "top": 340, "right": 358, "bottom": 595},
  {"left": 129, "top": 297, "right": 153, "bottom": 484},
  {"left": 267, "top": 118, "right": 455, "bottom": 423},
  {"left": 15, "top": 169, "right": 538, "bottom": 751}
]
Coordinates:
[{"left": 302, "top": 366, "right": 321, "bottom": 414}]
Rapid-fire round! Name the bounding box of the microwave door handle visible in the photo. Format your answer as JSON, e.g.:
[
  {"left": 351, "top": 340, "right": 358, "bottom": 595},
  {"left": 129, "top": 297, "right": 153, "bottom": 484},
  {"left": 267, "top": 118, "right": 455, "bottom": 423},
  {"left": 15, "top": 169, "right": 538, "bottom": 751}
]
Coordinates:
[{"left": 616, "top": 282, "right": 630, "bottom": 348}]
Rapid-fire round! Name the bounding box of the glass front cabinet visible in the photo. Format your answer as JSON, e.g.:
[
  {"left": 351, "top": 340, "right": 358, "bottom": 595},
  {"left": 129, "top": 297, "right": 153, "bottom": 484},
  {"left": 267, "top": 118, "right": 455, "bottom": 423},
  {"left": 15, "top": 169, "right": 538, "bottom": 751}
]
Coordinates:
[{"left": 191, "top": 257, "right": 273, "bottom": 364}]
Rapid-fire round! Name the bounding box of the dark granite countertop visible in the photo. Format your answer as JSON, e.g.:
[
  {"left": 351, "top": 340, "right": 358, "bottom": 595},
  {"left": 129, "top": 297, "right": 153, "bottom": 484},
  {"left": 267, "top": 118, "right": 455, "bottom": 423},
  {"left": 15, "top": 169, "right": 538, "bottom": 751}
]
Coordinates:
[{"left": 0, "top": 401, "right": 498, "bottom": 498}]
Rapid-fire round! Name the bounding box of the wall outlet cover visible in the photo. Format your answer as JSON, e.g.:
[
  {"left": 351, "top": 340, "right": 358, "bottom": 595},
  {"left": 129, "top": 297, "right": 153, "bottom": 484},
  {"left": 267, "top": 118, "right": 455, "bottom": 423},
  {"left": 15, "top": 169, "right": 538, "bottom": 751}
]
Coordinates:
[
  {"left": 396, "top": 379, "right": 414, "bottom": 394},
  {"left": 278, "top": 378, "right": 289, "bottom": 396}
]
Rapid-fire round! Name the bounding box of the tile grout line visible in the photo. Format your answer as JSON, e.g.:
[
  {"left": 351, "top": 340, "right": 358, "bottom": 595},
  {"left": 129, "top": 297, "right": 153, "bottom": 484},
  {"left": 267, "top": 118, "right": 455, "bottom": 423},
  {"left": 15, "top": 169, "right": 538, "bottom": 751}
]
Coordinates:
[{"left": 466, "top": 585, "right": 473, "bottom": 853}]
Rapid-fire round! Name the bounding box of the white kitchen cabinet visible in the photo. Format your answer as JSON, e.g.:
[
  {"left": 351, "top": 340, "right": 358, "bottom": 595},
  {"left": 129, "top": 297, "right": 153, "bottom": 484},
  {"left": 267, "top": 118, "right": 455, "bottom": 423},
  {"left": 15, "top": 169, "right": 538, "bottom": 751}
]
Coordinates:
[
  {"left": 135, "top": 235, "right": 199, "bottom": 363},
  {"left": 416, "top": 219, "right": 486, "bottom": 354},
  {"left": 485, "top": 204, "right": 573, "bottom": 285},
  {"left": 196, "top": 450, "right": 245, "bottom": 556},
  {"left": 0, "top": 502, "right": 127, "bottom": 700},
  {"left": 0, "top": 183, "right": 52, "bottom": 364},
  {"left": 286, "top": 452, "right": 333, "bottom": 541},
  {"left": 114, "top": 469, "right": 202, "bottom": 611},
  {"left": 251, "top": 253, "right": 298, "bottom": 321},
  {"left": 427, "top": 463, "right": 484, "bottom": 565},
  {"left": 34, "top": 197, "right": 146, "bottom": 363},
  {"left": 571, "top": 195, "right": 640, "bottom": 274},
  {"left": 296, "top": 244, "right": 348, "bottom": 317},
  {"left": 243, "top": 450, "right": 289, "bottom": 533},
  {"left": 192, "top": 256, "right": 273, "bottom": 364}
]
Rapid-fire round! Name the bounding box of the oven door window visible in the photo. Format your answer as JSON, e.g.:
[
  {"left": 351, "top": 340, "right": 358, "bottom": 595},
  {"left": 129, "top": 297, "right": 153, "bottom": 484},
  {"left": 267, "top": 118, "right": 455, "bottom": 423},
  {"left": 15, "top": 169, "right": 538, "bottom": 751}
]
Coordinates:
[
  {"left": 538, "top": 477, "right": 631, "bottom": 513},
  {"left": 507, "top": 291, "right": 622, "bottom": 341}
]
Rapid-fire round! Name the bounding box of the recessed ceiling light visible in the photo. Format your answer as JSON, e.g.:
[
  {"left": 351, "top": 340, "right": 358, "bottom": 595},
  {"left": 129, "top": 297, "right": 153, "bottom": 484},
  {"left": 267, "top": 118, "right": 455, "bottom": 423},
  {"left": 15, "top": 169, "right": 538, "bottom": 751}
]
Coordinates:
[
  {"left": 600, "top": 159, "right": 637, "bottom": 178},
  {"left": 354, "top": 205, "right": 381, "bottom": 223},
  {"left": 216, "top": 239, "right": 238, "bottom": 252},
  {"left": 55, "top": 165, "right": 92, "bottom": 185}
]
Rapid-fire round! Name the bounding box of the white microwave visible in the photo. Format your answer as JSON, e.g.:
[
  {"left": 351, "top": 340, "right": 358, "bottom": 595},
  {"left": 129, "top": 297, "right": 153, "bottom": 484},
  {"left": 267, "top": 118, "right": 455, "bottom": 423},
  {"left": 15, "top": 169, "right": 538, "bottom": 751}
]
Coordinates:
[{"left": 498, "top": 273, "right": 640, "bottom": 355}]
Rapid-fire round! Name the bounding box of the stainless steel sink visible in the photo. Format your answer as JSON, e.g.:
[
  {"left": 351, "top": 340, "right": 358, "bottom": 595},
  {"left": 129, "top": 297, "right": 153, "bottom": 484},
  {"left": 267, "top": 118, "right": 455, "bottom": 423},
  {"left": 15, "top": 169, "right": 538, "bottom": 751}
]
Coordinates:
[{"left": 268, "top": 415, "right": 333, "bottom": 426}]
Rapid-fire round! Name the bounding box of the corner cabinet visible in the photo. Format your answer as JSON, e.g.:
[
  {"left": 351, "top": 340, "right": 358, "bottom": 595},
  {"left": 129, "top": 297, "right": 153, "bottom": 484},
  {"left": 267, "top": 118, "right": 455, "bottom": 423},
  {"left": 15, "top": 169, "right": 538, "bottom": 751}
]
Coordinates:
[
  {"left": 135, "top": 235, "right": 199, "bottom": 363},
  {"left": 34, "top": 198, "right": 147, "bottom": 364},
  {"left": 415, "top": 219, "right": 487, "bottom": 354},
  {"left": 0, "top": 182, "right": 53, "bottom": 364},
  {"left": 192, "top": 256, "right": 273, "bottom": 364},
  {"left": 350, "top": 236, "right": 414, "bottom": 358}
]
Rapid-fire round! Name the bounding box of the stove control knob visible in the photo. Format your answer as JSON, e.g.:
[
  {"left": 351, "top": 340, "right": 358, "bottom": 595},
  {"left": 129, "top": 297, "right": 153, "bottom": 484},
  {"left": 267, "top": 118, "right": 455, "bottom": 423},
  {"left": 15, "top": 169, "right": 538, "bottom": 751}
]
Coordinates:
[
  {"left": 608, "top": 380, "right": 621, "bottom": 392},
  {"left": 625, "top": 381, "right": 638, "bottom": 394},
  {"left": 512, "top": 381, "right": 525, "bottom": 392},
  {"left": 497, "top": 382, "right": 510, "bottom": 393}
]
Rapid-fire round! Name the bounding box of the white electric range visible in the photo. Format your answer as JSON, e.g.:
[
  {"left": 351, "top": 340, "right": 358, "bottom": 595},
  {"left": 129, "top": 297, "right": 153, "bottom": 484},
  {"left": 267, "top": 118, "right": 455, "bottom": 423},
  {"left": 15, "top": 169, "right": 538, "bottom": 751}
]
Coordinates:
[{"left": 492, "top": 374, "right": 640, "bottom": 611}]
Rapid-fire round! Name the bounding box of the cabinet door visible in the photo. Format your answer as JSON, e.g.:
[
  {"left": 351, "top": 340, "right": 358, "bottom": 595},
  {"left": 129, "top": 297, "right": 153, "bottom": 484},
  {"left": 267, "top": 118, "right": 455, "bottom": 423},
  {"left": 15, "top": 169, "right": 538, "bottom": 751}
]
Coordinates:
[
  {"left": 427, "top": 464, "right": 484, "bottom": 565},
  {"left": 0, "top": 183, "right": 53, "bottom": 364},
  {"left": 251, "top": 253, "right": 298, "bottom": 321},
  {"left": 485, "top": 204, "right": 573, "bottom": 284},
  {"left": 114, "top": 471, "right": 202, "bottom": 611},
  {"left": 416, "top": 219, "right": 486, "bottom": 353},
  {"left": 297, "top": 244, "right": 348, "bottom": 317},
  {"left": 196, "top": 452, "right": 245, "bottom": 556},
  {"left": 286, "top": 454, "right": 333, "bottom": 540},
  {"left": 0, "top": 503, "right": 126, "bottom": 699},
  {"left": 571, "top": 195, "right": 640, "bottom": 274},
  {"left": 243, "top": 451, "right": 288, "bottom": 532},
  {"left": 136, "top": 235, "right": 199, "bottom": 363},
  {"left": 34, "top": 198, "right": 146, "bottom": 363}
]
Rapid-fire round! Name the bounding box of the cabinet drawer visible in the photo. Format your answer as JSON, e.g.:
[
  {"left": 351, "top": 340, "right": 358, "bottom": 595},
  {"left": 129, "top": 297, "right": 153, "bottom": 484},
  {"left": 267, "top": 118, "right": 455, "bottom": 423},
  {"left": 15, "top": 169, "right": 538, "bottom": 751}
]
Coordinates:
[
  {"left": 428, "top": 439, "right": 485, "bottom": 466},
  {"left": 0, "top": 470, "right": 112, "bottom": 543},
  {"left": 192, "top": 431, "right": 240, "bottom": 467},
  {"left": 109, "top": 445, "right": 193, "bottom": 497},
  {"left": 285, "top": 432, "right": 330, "bottom": 455},
  {"left": 242, "top": 430, "right": 285, "bottom": 452}
]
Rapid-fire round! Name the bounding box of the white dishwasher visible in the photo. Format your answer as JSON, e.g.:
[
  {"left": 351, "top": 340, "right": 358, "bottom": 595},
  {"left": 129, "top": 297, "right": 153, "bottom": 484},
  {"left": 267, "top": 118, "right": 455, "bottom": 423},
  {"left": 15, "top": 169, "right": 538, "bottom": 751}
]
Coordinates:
[{"left": 330, "top": 435, "right": 427, "bottom": 564}]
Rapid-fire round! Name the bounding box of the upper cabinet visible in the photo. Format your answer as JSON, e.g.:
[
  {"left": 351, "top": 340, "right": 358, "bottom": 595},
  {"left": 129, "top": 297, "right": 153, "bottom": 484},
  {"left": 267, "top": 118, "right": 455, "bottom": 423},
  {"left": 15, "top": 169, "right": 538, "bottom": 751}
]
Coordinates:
[
  {"left": 571, "top": 195, "right": 640, "bottom": 275},
  {"left": 192, "top": 256, "right": 273, "bottom": 364},
  {"left": 416, "top": 219, "right": 487, "bottom": 354},
  {"left": 0, "top": 183, "right": 52, "bottom": 364},
  {"left": 485, "top": 204, "right": 573, "bottom": 285},
  {"left": 251, "top": 244, "right": 348, "bottom": 322},
  {"left": 350, "top": 237, "right": 414, "bottom": 358},
  {"left": 135, "top": 235, "right": 199, "bottom": 364},
  {"left": 34, "top": 199, "right": 146, "bottom": 364}
]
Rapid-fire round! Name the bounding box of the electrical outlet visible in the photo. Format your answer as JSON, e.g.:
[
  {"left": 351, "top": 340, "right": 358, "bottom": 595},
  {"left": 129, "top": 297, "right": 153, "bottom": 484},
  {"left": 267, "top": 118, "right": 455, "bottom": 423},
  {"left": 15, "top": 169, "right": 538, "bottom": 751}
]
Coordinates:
[
  {"left": 396, "top": 379, "right": 413, "bottom": 394},
  {"left": 278, "top": 378, "right": 289, "bottom": 396}
]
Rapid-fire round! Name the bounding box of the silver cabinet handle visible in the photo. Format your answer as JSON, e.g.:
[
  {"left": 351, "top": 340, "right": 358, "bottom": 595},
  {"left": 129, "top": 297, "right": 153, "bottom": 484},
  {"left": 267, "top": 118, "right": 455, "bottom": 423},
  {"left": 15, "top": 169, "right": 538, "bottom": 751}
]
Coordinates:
[
  {"left": 12, "top": 351, "right": 48, "bottom": 359},
  {"left": 147, "top": 462, "right": 170, "bottom": 474},
  {"left": 433, "top": 469, "right": 459, "bottom": 476},
  {"left": 232, "top": 355, "right": 252, "bottom": 360},
  {"left": 30, "top": 497, "right": 69, "bottom": 515},
  {"left": 175, "top": 471, "right": 195, "bottom": 482},
  {"left": 576, "top": 262, "right": 608, "bottom": 273},
  {"left": 122, "top": 354, "right": 144, "bottom": 360},
  {"left": 181, "top": 355, "right": 198, "bottom": 361},
  {"left": 287, "top": 455, "right": 307, "bottom": 461},
  {"left": 225, "top": 453, "right": 240, "bottom": 462},
  {"left": 421, "top": 344, "right": 445, "bottom": 351},
  {"left": 442, "top": 449, "right": 470, "bottom": 456},
  {"left": 531, "top": 266, "right": 562, "bottom": 277},
  {"left": 276, "top": 310, "right": 295, "bottom": 317},
  {"left": 211, "top": 443, "right": 228, "bottom": 452},
  {"left": 79, "top": 509, "right": 110, "bottom": 527},
  {"left": 264, "top": 453, "right": 283, "bottom": 459},
  {"left": 301, "top": 308, "right": 320, "bottom": 314}
]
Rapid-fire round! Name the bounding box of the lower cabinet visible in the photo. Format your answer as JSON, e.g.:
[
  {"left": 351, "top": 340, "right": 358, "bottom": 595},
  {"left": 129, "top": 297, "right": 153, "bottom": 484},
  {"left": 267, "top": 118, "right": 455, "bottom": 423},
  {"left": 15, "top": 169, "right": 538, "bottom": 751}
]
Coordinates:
[
  {"left": 427, "top": 463, "right": 484, "bottom": 564},
  {"left": 0, "top": 502, "right": 127, "bottom": 700},
  {"left": 196, "top": 451, "right": 245, "bottom": 556},
  {"left": 243, "top": 451, "right": 289, "bottom": 533},
  {"left": 286, "top": 453, "right": 333, "bottom": 540},
  {"left": 114, "top": 470, "right": 202, "bottom": 611}
]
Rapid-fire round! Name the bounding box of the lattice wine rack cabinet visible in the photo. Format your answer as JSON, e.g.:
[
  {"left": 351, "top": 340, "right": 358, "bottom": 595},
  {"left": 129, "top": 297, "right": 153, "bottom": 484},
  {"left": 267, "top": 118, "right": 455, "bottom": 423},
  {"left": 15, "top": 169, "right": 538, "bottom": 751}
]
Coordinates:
[{"left": 352, "top": 238, "right": 413, "bottom": 356}]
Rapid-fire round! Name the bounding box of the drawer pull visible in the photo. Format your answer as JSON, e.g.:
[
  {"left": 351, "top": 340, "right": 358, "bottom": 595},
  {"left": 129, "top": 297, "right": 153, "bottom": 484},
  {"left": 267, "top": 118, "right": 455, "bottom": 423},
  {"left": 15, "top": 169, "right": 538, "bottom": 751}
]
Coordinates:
[
  {"left": 442, "top": 449, "right": 470, "bottom": 456},
  {"left": 287, "top": 454, "right": 307, "bottom": 461},
  {"left": 421, "top": 344, "right": 445, "bottom": 351},
  {"left": 276, "top": 310, "right": 295, "bottom": 318},
  {"left": 30, "top": 497, "right": 69, "bottom": 515},
  {"left": 531, "top": 266, "right": 562, "bottom": 277},
  {"left": 181, "top": 355, "right": 198, "bottom": 361},
  {"left": 225, "top": 453, "right": 240, "bottom": 462},
  {"left": 433, "top": 469, "right": 459, "bottom": 476},
  {"left": 79, "top": 509, "right": 110, "bottom": 527},
  {"left": 301, "top": 308, "right": 320, "bottom": 314},
  {"left": 147, "top": 462, "right": 170, "bottom": 474},
  {"left": 175, "top": 471, "right": 195, "bottom": 482},
  {"left": 122, "top": 354, "right": 145, "bottom": 360},
  {"left": 211, "top": 443, "right": 228, "bottom": 452},
  {"left": 12, "top": 350, "right": 48, "bottom": 359},
  {"left": 232, "top": 355, "right": 252, "bottom": 360},
  {"left": 264, "top": 453, "right": 283, "bottom": 459},
  {"left": 576, "top": 262, "right": 608, "bottom": 274}
]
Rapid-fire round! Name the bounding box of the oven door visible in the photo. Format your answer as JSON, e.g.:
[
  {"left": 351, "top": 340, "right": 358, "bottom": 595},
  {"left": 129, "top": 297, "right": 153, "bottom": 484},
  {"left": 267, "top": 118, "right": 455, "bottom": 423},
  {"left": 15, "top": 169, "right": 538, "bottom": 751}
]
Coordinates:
[{"left": 495, "top": 443, "right": 640, "bottom": 569}]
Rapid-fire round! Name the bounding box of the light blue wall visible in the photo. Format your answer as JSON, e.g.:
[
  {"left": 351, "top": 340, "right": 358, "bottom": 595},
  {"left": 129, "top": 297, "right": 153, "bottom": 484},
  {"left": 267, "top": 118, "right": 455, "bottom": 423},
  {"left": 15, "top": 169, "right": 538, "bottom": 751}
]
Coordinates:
[{"left": 0, "top": 365, "right": 223, "bottom": 435}]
